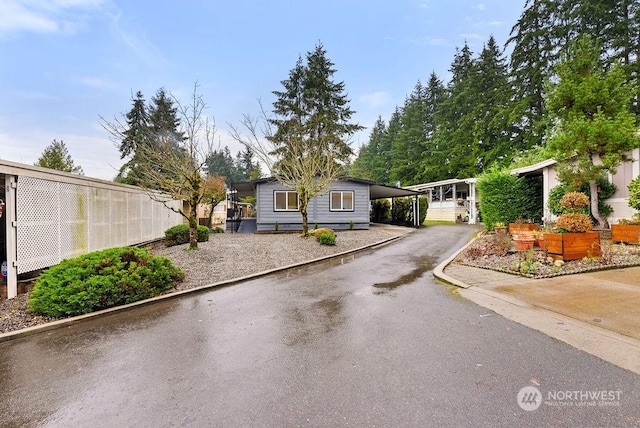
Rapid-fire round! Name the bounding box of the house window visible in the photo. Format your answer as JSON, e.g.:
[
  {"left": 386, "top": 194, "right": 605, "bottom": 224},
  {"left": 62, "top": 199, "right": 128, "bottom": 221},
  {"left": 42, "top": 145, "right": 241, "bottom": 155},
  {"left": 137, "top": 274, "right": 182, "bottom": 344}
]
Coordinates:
[
  {"left": 274, "top": 191, "right": 299, "bottom": 211},
  {"left": 330, "top": 191, "right": 354, "bottom": 211}
]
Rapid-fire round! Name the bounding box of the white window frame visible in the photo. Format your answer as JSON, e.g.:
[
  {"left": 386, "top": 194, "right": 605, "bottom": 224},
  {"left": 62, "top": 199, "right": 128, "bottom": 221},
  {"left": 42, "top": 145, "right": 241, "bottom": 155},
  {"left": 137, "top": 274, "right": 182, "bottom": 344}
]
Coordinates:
[
  {"left": 274, "top": 191, "right": 299, "bottom": 211},
  {"left": 330, "top": 191, "right": 354, "bottom": 212}
]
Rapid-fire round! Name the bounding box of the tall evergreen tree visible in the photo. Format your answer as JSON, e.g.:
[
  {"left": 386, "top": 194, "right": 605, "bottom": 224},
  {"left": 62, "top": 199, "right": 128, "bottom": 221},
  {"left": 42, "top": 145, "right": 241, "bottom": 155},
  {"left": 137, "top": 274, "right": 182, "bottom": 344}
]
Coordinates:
[
  {"left": 257, "top": 42, "right": 363, "bottom": 235},
  {"left": 118, "top": 90, "right": 149, "bottom": 160},
  {"left": 148, "top": 87, "right": 184, "bottom": 144},
  {"left": 434, "top": 43, "right": 478, "bottom": 178},
  {"left": 507, "top": 0, "right": 561, "bottom": 149},
  {"left": 390, "top": 81, "right": 432, "bottom": 185},
  {"left": 419, "top": 72, "right": 448, "bottom": 183},
  {"left": 469, "top": 36, "right": 516, "bottom": 169},
  {"left": 205, "top": 146, "right": 238, "bottom": 185},
  {"left": 546, "top": 35, "right": 640, "bottom": 228},
  {"left": 350, "top": 116, "right": 389, "bottom": 182},
  {"left": 35, "top": 139, "right": 84, "bottom": 175}
]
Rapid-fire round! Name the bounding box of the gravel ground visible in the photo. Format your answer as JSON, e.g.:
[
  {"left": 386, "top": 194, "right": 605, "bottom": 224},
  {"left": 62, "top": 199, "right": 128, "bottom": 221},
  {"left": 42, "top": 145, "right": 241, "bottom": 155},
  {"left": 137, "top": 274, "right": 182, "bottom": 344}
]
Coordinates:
[{"left": 0, "top": 227, "right": 408, "bottom": 334}]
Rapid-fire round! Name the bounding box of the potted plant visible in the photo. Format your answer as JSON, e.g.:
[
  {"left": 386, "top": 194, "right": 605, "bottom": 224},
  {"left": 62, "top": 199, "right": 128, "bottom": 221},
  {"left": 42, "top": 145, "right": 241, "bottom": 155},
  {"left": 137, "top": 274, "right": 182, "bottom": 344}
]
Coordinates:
[
  {"left": 544, "top": 192, "right": 601, "bottom": 260},
  {"left": 611, "top": 176, "right": 640, "bottom": 244},
  {"left": 494, "top": 222, "right": 507, "bottom": 236},
  {"left": 531, "top": 230, "right": 546, "bottom": 249},
  {"left": 512, "top": 230, "right": 536, "bottom": 251},
  {"left": 508, "top": 219, "right": 540, "bottom": 235}
]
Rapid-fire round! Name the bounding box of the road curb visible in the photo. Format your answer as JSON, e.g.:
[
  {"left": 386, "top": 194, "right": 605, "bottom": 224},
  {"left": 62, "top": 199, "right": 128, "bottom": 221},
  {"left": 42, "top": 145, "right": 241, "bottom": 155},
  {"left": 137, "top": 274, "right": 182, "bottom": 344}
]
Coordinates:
[
  {"left": 432, "top": 234, "right": 479, "bottom": 288},
  {"left": 0, "top": 233, "right": 407, "bottom": 343}
]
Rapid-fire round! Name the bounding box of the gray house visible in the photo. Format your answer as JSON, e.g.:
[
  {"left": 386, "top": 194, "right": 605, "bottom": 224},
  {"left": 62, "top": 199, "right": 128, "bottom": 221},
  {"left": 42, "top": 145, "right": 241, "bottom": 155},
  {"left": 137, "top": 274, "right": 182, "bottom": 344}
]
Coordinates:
[{"left": 233, "top": 177, "right": 423, "bottom": 232}]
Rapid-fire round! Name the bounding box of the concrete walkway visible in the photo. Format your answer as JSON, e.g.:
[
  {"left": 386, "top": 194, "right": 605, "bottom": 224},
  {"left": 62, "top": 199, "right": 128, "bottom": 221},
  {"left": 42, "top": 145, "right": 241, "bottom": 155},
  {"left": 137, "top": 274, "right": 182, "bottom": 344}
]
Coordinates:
[{"left": 435, "top": 258, "right": 640, "bottom": 375}]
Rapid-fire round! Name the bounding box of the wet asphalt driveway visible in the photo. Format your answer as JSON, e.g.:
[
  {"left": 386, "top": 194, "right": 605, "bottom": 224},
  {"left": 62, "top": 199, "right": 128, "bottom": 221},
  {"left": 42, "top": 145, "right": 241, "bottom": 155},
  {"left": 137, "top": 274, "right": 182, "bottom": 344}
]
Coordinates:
[{"left": 1, "top": 225, "right": 639, "bottom": 427}]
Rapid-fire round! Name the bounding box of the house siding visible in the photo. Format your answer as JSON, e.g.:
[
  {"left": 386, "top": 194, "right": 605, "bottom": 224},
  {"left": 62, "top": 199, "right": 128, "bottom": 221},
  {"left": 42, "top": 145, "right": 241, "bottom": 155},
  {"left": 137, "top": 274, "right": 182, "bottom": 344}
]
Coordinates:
[{"left": 256, "top": 180, "right": 370, "bottom": 231}]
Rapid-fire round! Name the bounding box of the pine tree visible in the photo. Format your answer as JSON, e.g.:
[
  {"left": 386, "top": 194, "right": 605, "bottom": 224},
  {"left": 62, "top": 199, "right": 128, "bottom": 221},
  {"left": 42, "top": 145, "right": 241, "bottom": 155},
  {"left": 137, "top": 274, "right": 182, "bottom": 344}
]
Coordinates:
[
  {"left": 148, "top": 87, "right": 184, "bottom": 145},
  {"left": 119, "top": 91, "right": 149, "bottom": 160},
  {"left": 266, "top": 42, "right": 363, "bottom": 235},
  {"left": 420, "top": 72, "right": 448, "bottom": 183},
  {"left": 390, "top": 81, "right": 428, "bottom": 185},
  {"left": 35, "top": 139, "right": 84, "bottom": 175},
  {"left": 469, "top": 36, "right": 515, "bottom": 169},
  {"left": 434, "top": 43, "right": 478, "bottom": 178},
  {"left": 546, "top": 35, "right": 640, "bottom": 228}
]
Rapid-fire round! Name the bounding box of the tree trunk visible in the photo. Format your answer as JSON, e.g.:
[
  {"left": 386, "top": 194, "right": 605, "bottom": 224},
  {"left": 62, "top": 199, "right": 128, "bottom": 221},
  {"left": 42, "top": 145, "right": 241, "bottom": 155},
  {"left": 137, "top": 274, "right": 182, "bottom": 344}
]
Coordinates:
[
  {"left": 207, "top": 199, "right": 214, "bottom": 229},
  {"left": 188, "top": 212, "right": 199, "bottom": 250},
  {"left": 589, "top": 180, "right": 607, "bottom": 229},
  {"left": 300, "top": 202, "right": 309, "bottom": 237}
]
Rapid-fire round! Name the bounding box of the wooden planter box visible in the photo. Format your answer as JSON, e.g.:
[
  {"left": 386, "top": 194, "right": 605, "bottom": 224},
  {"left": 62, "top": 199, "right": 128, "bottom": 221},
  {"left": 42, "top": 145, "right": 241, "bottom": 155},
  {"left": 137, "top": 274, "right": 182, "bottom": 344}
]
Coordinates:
[
  {"left": 544, "top": 231, "right": 601, "bottom": 261},
  {"left": 611, "top": 224, "right": 640, "bottom": 245},
  {"left": 509, "top": 223, "right": 540, "bottom": 235}
]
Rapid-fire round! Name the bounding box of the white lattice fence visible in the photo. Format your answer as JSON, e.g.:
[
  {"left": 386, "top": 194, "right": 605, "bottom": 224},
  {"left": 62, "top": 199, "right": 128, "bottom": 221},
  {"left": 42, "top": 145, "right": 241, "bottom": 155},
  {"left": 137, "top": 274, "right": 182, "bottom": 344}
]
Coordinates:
[{"left": 16, "top": 176, "right": 183, "bottom": 274}]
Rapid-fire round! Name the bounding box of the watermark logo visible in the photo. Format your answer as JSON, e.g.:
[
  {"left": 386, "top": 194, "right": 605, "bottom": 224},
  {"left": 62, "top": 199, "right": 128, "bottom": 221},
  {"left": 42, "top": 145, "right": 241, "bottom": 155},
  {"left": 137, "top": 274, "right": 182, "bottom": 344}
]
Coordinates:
[
  {"left": 518, "top": 386, "right": 623, "bottom": 411},
  {"left": 517, "top": 386, "right": 542, "bottom": 411}
]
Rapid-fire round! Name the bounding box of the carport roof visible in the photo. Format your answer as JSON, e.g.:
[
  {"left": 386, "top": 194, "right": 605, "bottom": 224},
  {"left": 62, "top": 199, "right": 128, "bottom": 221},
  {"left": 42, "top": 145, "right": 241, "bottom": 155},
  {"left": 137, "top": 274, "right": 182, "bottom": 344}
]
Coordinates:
[{"left": 232, "top": 177, "right": 424, "bottom": 200}]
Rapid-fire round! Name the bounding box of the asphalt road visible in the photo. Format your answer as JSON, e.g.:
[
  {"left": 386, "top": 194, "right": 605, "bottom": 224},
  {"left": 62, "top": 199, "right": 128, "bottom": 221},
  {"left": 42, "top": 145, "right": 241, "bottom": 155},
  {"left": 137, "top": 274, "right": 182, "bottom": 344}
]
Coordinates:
[{"left": 1, "top": 225, "right": 639, "bottom": 427}]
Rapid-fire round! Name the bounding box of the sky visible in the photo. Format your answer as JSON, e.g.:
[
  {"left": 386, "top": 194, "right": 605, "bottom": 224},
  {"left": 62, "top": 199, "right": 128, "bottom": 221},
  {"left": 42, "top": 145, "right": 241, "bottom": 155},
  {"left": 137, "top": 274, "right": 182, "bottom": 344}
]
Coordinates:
[{"left": 0, "top": 0, "right": 526, "bottom": 181}]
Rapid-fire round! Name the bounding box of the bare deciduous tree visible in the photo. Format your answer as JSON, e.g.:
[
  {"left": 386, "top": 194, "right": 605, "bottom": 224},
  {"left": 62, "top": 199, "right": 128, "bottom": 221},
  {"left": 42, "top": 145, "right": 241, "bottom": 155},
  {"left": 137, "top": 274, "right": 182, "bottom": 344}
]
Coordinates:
[
  {"left": 103, "top": 83, "right": 224, "bottom": 249},
  {"left": 229, "top": 103, "right": 344, "bottom": 236}
]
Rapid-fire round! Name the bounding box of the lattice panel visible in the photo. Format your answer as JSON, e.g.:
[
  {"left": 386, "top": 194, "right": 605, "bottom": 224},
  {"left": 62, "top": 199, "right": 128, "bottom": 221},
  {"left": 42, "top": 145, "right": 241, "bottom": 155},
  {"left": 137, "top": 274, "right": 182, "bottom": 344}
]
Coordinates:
[
  {"left": 16, "top": 177, "right": 62, "bottom": 273},
  {"left": 88, "top": 187, "right": 112, "bottom": 250},
  {"left": 15, "top": 175, "right": 183, "bottom": 274},
  {"left": 140, "top": 196, "right": 154, "bottom": 242},
  {"left": 59, "top": 183, "right": 89, "bottom": 259},
  {"left": 127, "top": 193, "right": 143, "bottom": 245},
  {"left": 110, "top": 191, "right": 128, "bottom": 247}
]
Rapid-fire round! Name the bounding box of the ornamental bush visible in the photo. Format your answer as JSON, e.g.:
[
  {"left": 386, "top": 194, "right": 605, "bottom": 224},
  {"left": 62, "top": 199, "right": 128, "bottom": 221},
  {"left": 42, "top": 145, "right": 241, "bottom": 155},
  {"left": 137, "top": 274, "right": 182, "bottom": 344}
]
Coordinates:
[
  {"left": 555, "top": 191, "right": 593, "bottom": 233},
  {"left": 629, "top": 176, "right": 640, "bottom": 211},
  {"left": 27, "top": 247, "right": 184, "bottom": 317},
  {"left": 555, "top": 212, "right": 593, "bottom": 233},
  {"left": 164, "top": 224, "right": 210, "bottom": 246}
]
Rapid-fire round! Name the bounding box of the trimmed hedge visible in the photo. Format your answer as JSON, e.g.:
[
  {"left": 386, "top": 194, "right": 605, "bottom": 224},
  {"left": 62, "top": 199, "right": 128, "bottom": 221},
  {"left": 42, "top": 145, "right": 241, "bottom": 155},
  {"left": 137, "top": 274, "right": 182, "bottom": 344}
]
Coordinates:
[
  {"left": 477, "top": 168, "right": 539, "bottom": 230},
  {"left": 27, "top": 247, "right": 184, "bottom": 317},
  {"left": 164, "top": 224, "right": 210, "bottom": 246}
]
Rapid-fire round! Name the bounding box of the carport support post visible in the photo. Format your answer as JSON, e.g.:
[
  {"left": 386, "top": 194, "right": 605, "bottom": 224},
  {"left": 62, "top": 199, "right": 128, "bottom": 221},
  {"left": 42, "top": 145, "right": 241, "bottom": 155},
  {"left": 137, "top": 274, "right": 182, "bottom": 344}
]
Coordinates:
[
  {"left": 5, "top": 176, "right": 17, "bottom": 299},
  {"left": 413, "top": 195, "right": 419, "bottom": 228}
]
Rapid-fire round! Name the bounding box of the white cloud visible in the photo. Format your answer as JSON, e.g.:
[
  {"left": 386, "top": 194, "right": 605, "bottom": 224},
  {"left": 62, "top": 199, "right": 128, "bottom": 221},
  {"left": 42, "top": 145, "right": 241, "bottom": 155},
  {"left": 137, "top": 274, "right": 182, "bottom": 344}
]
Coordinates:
[
  {"left": 79, "top": 77, "right": 116, "bottom": 89},
  {"left": 359, "top": 91, "right": 393, "bottom": 109},
  {"left": 475, "top": 3, "right": 486, "bottom": 11},
  {"left": 0, "top": 0, "right": 105, "bottom": 36}
]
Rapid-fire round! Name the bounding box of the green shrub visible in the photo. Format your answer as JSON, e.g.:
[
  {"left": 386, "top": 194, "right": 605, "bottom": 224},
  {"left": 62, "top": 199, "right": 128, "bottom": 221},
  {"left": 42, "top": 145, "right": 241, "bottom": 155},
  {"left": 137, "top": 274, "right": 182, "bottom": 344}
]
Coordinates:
[
  {"left": 629, "top": 176, "right": 640, "bottom": 211},
  {"left": 164, "top": 224, "right": 210, "bottom": 246},
  {"left": 391, "top": 198, "right": 412, "bottom": 225},
  {"left": 548, "top": 177, "right": 616, "bottom": 218},
  {"left": 27, "top": 247, "right": 184, "bottom": 317},
  {"left": 310, "top": 227, "right": 335, "bottom": 237},
  {"left": 477, "top": 168, "right": 538, "bottom": 230},
  {"left": 213, "top": 226, "right": 224, "bottom": 233},
  {"left": 371, "top": 199, "right": 391, "bottom": 222},
  {"left": 317, "top": 232, "right": 336, "bottom": 245}
]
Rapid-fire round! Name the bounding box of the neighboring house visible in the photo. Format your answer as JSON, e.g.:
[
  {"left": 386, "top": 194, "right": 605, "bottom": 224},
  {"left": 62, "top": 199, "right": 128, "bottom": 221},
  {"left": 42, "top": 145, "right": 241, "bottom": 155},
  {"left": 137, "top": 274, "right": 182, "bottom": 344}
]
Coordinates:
[
  {"left": 406, "top": 147, "right": 640, "bottom": 226},
  {"left": 1, "top": 160, "right": 183, "bottom": 299},
  {"left": 511, "top": 149, "right": 640, "bottom": 224},
  {"left": 195, "top": 196, "right": 254, "bottom": 227},
  {"left": 233, "top": 177, "right": 423, "bottom": 232},
  {"left": 405, "top": 178, "right": 479, "bottom": 224}
]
